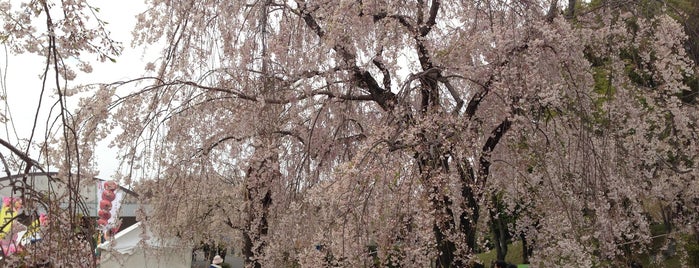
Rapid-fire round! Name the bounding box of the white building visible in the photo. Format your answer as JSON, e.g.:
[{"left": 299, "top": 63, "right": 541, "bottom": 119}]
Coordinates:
[{"left": 0, "top": 172, "right": 139, "bottom": 228}]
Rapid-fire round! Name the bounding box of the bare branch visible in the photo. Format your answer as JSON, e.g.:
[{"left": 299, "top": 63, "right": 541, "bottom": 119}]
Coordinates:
[{"left": 0, "top": 138, "right": 45, "bottom": 174}]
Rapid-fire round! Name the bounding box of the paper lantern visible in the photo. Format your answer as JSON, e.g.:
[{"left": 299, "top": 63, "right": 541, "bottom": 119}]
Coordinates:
[
  {"left": 98, "top": 209, "right": 111, "bottom": 220},
  {"left": 99, "top": 199, "right": 112, "bottom": 211},
  {"left": 103, "top": 181, "right": 118, "bottom": 191},
  {"left": 102, "top": 190, "right": 116, "bottom": 201},
  {"left": 39, "top": 213, "right": 48, "bottom": 225},
  {"left": 97, "top": 218, "right": 108, "bottom": 226}
]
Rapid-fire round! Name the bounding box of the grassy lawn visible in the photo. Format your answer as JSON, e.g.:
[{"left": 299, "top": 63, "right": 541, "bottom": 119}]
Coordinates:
[
  {"left": 476, "top": 241, "right": 527, "bottom": 267},
  {"left": 475, "top": 226, "right": 698, "bottom": 268}
]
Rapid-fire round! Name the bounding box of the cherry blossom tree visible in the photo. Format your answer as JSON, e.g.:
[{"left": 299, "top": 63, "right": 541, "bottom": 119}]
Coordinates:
[
  {"left": 73, "top": 0, "right": 699, "bottom": 267},
  {"left": 0, "top": 0, "right": 122, "bottom": 267}
]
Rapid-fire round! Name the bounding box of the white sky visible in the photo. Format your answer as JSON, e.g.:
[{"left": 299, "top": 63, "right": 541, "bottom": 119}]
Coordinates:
[{"left": 0, "top": 1, "right": 152, "bottom": 179}]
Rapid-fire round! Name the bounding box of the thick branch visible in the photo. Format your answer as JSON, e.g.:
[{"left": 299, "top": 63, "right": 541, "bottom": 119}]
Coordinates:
[
  {"left": 371, "top": 12, "right": 415, "bottom": 33},
  {"left": 464, "top": 44, "right": 529, "bottom": 118},
  {"left": 479, "top": 118, "right": 512, "bottom": 182},
  {"left": 296, "top": 1, "right": 396, "bottom": 111},
  {"left": 180, "top": 80, "right": 375, "bottom": 103},
  {"left": 545, "top": 0, "right": 558, "bottom": 22},
  {"left": 413, "top": 1, "right": 440, "bottom": 71},
  {"left": 373, "top": 56, "right": 392, "bottom": 91},
  {"left": 464, "top": 84, "right": 490, "bottom": 119},
  {"left": 566, "top": 0, "right": 576, "bottom": 19},
  {"left": 439, "top": 78, "right": 464, "bottom": 114},
  {"left": 420, "top": 0, "right": 440, "bottom": 37}
]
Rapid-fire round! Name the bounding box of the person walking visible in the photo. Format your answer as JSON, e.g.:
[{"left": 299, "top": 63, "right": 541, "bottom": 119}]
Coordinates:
[{"left": 209, "top": 255, "right": 224, "bottom": 268}]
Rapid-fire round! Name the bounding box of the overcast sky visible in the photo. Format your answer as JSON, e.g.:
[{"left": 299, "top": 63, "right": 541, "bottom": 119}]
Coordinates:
[{"left": 0, "top": 1, "right": 152, "bottom": 179}]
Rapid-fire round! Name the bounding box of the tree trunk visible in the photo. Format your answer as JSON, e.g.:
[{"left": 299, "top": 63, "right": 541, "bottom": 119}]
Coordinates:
[
  {"left": 423, "top": 121, "right": 511, "bottom": 267},
  {"left": 490, "top": 210, "right": 508, "bottom": 261},
  {"left": 242, "top": 156, "right": 276, "bottom": 268},
  {"left": 242, "top": 2, "right": 278, "bottom": 266},
  {"left": 423, "top": 158, "right": 482, "bottom": 267},
  {"left": 431, "top": 191, "right": 461, "bottom": 268},
  {"left": 566, "top": 0, "right": 576, "bottom": 19},
  {"left": 520, "top": 232, "right": 531, "bottom": 264},
  {"left": 489, "top": 194, "right": 511, "bottom": 262}
]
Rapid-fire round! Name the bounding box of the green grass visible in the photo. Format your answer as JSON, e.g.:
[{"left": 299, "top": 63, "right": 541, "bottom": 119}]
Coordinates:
[
  {"left": 475, "top": 225, "right": 698, "bottom": 268},
  {"left": 637, "top": 227, "right": 697, "bottom": 268},
  {"left": 476, "top": 241, "right": 526, "bottom": 267}
]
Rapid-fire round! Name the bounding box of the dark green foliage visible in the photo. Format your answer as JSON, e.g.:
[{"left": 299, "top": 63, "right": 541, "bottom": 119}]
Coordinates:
[
  {"left": 489, "top": 195, "right": 513, "bottom": 262},
  {"left": 619, "top": 47, "right": 657, "bottom": 88},
  {"left": 685, "top": 236, "right": 699, "bottom": 267}
]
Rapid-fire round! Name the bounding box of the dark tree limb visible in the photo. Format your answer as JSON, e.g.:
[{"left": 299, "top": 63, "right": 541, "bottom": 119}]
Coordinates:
[
  {"left": 296, "top": 1, "right": 397, "bottom": 111},
  {"left": 373, "top": 50, "right": 392, "bottom": 91},
  {"left": 479, "top": 118, "right": 512, "bottom": 183},
  {"left": 465, "top": 44, "right": 529, "bottom": 118},
  {"left": 420, "top": 0, "right": 440, "bottom": 37},
  {"left": 566, "top": 0, "right": 576, "bottom": 19}
]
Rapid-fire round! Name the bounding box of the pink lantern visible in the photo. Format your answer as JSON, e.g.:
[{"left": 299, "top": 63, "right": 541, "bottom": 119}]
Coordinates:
[
  {"left": 102, "top": 190, "right": 116, "bottom": 201},
  {"left": 39, "top": 213, "right": 48, "bottom": 225},
  {"left": 99, "top": 199, "right": 112, "bottom": 211},
  {"left": 97, "top": 218, "right": 108, "bottom": 226},
  {"left": 98, "top": 209, "right": 111, "bottom": 220},
  {"left": 104, "top": 181, "right": 118, "bottom": 191}
]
